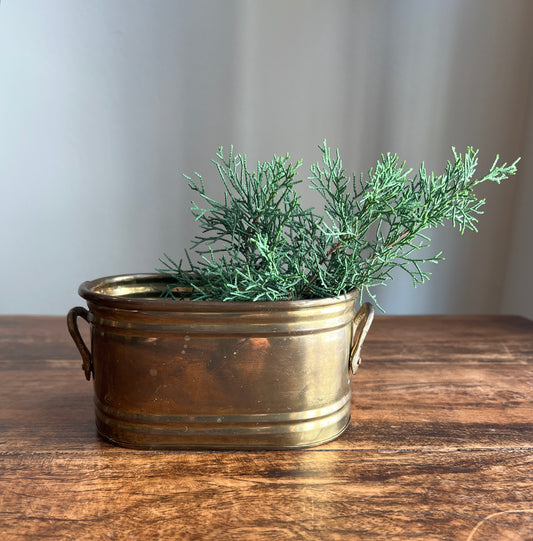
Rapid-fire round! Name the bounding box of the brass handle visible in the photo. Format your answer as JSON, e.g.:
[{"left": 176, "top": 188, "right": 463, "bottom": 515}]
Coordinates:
[
  {"left": 67, "top": 306, "right": 93, "bottom": 381},
  {"left": 349, "top": 302, "right": 374, "bottom": 375}
]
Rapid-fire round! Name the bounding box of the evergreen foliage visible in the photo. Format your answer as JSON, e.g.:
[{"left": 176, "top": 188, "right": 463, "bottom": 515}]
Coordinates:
[{"left": 158, "top": 142, "right": 518, "bottom": 306}]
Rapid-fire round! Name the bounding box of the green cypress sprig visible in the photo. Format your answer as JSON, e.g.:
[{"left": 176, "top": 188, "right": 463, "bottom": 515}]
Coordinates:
[{"left": 158, "top": 141, "right": 518, "bottom": 305}]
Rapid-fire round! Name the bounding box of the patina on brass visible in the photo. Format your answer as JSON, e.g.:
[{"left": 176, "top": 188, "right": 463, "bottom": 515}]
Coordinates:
[{"left": 67, "top": 274, "right": 374, "bottom": 449}]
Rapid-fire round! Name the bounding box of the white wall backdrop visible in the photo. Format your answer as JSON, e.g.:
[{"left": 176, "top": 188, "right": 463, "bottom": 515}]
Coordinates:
[{"left": 1, "top": 0, "right": 532, "bottom": 316}]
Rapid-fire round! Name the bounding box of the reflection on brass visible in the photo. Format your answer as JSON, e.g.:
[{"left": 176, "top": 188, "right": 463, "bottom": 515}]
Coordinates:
[{"left": 68, "top": 274, "right": 373, "bottom": 449}]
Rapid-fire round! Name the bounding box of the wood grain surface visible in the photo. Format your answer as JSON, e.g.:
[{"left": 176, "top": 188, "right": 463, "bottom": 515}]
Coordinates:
[{"left": 1, "top": 315, "right": 532, "bottom": 540}]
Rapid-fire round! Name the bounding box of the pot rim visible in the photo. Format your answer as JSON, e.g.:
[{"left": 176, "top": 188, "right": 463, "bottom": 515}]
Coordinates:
[{"left": 78, "top": 273, "right": 358, "bottom": 312}]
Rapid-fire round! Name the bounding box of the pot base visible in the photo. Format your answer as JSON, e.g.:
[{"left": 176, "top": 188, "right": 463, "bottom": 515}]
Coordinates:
[{"left": 94, "top": 395, "right": 352, "bottom": 450}]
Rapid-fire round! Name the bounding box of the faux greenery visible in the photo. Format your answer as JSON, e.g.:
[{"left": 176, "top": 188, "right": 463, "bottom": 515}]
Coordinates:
[{"left": 158, "top": 141, "right": 518, "bottom": 307}]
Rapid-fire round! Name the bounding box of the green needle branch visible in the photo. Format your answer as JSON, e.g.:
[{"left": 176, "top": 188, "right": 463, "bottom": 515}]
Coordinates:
[{"left": 158, "top": 141, "right": 518, "bottom": 307}]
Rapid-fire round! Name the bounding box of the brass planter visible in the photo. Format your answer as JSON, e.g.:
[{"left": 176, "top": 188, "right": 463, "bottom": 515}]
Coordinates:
[{"left": 67, "top": 274, "right": 373, "bottom": 449}]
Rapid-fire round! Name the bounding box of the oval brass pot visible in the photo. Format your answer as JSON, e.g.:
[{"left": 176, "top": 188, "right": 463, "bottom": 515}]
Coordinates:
[{"left": 67, "top": 273, "right": 374, "bottom": 449}]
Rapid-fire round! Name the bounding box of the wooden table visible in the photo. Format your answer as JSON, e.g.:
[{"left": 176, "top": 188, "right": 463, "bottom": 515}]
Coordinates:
[{"left": 1, "top": 315, "right": 532, "bottom": 540}]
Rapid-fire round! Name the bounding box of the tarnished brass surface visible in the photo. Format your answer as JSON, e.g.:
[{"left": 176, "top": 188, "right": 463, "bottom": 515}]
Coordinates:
[{"left": 68, "top": 274, "right": 373, "bottom": 449}]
